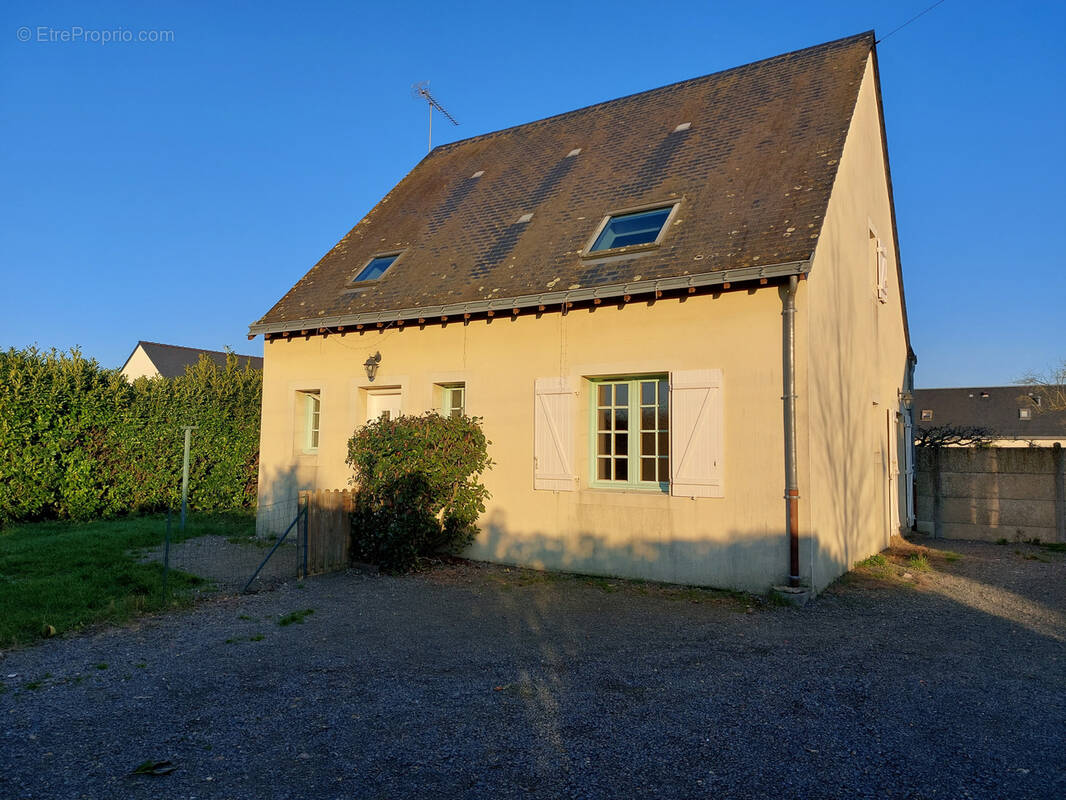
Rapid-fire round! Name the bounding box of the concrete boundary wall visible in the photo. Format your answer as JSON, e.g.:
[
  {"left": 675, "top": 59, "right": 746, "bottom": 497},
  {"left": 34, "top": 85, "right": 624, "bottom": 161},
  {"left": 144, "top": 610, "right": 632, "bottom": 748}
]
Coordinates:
[{"left": 916, "top": 445, "right": 1066, "bottom": 542}]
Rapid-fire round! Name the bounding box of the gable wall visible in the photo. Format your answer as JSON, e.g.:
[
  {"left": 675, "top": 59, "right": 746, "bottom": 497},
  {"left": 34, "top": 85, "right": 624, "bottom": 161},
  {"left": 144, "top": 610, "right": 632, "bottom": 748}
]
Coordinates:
[
  {"left": 120, "top": 345, "right": 160, "bottom": 382},
  {"left": 257, "top": 288, "right": 797, "bottom": 591},
  {"left": 802, "top": 54, "right": 911, "bottom": 590}
]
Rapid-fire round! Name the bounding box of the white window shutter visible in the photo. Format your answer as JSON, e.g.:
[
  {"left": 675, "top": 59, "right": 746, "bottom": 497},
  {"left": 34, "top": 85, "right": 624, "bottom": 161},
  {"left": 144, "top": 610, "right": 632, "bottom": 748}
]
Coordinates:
[
  {"left": 876, "top": 244, "right": 889, "bottom": 303},
  {"left": 670, "top": 369, "right": 724, "bottom": 498},
  {"left": 533, "top": 377, "right": 577, "bottom": 491}
]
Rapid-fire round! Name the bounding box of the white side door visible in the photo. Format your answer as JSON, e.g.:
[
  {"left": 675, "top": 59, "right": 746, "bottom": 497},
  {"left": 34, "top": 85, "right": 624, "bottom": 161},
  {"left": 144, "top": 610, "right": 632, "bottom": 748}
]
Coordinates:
[
  {"left": 902, "top": 409, "right": 915, "bottom": 529},
  {"left": 533, "top": 377, "right": 577, "bottom": 491},
  {"left": 366, "top": 390, "right": 401, "bottom": 423}
]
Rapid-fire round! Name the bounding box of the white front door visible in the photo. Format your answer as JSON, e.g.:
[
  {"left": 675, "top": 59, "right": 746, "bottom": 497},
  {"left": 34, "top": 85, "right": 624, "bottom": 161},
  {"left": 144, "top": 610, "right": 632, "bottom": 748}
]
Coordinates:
[{"left": 366, "top": 390, "right": 401, "bottom": 424}]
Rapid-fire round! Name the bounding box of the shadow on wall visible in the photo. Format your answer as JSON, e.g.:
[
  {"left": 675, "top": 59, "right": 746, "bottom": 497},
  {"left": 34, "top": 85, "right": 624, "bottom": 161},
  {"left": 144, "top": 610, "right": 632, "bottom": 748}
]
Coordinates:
[
  {"left": 804, "top": 277, "right": 910, "bottom": 582},
  {"left": 470, "top": 509, "right": 841, "bottom": 594},
  {"left": 915, "top": 447, "right": 1065, "bottom": 542},
  {"left": 255, "top": 463, "right": 307, "bottom": 537}
]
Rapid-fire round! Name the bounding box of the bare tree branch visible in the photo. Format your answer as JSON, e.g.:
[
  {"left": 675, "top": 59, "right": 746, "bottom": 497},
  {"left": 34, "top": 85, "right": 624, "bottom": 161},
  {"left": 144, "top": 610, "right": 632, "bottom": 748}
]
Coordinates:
[
  {"left": 915, "top": 425, "right": 996, "bottom": 448},
  {"left": 1017, "top": 359, "right": 1066, "bottom": 413}
]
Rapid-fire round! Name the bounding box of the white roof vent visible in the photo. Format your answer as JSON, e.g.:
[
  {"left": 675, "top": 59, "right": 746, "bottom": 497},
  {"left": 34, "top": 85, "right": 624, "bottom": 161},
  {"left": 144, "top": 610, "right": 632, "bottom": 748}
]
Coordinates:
[
  {"left": 673, "top": 122, "right": 692, "bottom": 132},
  {"left": 566, "top": 148, "right": 582, "bottom": 157},
  {"left": 471, "top": 170, "right": 484, "bottom": 178},
  {"left": 516, "top": 213, "right": 533, "bottom": 224}
]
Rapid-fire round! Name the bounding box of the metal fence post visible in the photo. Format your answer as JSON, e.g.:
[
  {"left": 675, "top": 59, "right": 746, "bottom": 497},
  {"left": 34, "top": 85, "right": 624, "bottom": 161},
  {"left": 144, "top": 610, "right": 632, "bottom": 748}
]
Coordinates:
[
  {"left": 163, "top": 509, "right": 171, "bottom": 601},
  {"left": 180, "top": 426, "right": 196, "bottom": 532},
  {"left": 302, "top": 493, "right": 309, "bottom": 580}
]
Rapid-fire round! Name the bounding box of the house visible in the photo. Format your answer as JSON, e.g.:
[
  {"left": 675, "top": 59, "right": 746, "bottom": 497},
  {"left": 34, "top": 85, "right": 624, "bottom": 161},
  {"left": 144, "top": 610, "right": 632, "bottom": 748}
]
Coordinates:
[
  {"left": 914, "top": 387, "right": 1066, "bottom": 447},
  {"left": 120, "top": 341, "right": 263, "bottom": 382},
  {"left": 249, "top": 31, "right": 915, "bottom": 593}
]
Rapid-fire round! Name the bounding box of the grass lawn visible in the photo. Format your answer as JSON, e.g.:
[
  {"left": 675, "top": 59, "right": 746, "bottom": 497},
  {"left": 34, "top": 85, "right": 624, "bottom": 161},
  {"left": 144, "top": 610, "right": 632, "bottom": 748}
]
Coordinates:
[{"left": 0, "top": 512, "right": 254, "bottom": 649}]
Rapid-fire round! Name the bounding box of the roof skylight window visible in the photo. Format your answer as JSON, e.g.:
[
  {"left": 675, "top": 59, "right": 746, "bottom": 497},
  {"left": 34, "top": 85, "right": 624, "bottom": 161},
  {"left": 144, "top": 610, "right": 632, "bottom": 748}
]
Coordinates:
[
  {"left": 353, "top": 254, "right": 399, "bottom": 282},
  {"left": 588, "top": 205, "right": 675, "bottom": 253}
]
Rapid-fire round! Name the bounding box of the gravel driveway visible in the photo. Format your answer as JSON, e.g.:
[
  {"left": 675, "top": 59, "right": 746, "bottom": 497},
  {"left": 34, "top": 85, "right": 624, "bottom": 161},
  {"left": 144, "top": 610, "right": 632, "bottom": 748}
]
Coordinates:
[{"left": 2, "top": 537, "right": 1063, "bottom": 800}]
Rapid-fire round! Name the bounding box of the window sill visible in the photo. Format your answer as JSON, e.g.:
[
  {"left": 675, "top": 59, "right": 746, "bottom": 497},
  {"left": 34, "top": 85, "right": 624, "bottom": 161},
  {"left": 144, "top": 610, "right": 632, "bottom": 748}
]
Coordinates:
[{"left": 583, "top": 483, "right": 668, "bottom": 495}]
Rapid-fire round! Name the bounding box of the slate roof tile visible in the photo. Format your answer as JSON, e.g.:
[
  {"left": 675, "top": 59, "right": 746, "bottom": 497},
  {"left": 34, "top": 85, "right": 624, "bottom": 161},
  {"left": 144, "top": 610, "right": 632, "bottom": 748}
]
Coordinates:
[
  {"left": 254, "top": 32, "right": 875, "bottom": 331},
  {"left": 914, "top": 387, "right": 1066, "bottom": 439}
]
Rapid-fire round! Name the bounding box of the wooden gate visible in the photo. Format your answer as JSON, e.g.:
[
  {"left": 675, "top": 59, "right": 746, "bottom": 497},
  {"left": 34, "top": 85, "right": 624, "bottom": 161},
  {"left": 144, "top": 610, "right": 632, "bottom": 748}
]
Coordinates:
[{"left": 299, "top": 489, "right": 353, "bottom": 575}]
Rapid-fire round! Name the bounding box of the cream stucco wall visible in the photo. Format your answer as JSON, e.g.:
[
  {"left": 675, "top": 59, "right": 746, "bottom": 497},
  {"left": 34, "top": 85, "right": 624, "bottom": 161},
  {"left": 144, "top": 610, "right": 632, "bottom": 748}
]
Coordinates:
[
  {"left": 256, "top": 53, "right": 911, "bottom": 593},
  {"left": 258, "top": 288, "right": 803, "bottom": 592},
  {"left": 804, "top": 54, "right": 912, "bottom": 590},
  {"left": 120, "top": 345, "right": 161, "bottom": 382}
]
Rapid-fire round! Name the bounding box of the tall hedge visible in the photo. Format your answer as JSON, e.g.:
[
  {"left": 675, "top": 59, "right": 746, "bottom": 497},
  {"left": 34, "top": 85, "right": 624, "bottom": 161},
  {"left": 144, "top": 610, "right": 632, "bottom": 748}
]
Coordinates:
[{"left": 0, "top": 346, "right": 261, "bottom": 525}]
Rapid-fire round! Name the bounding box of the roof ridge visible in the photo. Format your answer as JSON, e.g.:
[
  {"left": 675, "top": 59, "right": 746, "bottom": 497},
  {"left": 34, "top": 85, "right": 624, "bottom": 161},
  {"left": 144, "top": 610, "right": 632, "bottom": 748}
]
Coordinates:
[
  {"left": 429, "top": 31, "right": 875, "bottom": 155},
  {"left": 138, "top": 341, "right": 260, "bottom": 359},
  {"left": 915, "top": 386, "right": 1044, "bottom": 391}
]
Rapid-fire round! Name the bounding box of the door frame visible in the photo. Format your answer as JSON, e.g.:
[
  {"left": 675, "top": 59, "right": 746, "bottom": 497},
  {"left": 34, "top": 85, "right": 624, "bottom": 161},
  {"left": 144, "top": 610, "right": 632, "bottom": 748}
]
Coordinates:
[{"left": 365, "top": 387, "right": 402, "bottom": 424}]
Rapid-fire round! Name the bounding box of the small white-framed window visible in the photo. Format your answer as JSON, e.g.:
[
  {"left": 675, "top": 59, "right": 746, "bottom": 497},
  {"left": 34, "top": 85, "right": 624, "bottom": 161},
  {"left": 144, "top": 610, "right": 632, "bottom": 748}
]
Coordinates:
[
  {"left": 441, "top": 384, "right": 465, "bottom": 418},
  {"left": 584, "top": 203, "right": 679, "bottom": 256},
  {"left": 920, "top": 409, "right": 933, "bottom": 421},
  {"left": 1019, "top": 407, "right": 1032, "bottom": 420},
  {"left": 302, "top": 391, "right": 320, "bottom": 451}
]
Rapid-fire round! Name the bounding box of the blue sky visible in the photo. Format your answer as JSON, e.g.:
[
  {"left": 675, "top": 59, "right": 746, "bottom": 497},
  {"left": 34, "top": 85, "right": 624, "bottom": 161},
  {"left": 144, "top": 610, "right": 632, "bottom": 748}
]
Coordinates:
[{"left": 2, "top": 0, "right": 1063, "bottom": 387}]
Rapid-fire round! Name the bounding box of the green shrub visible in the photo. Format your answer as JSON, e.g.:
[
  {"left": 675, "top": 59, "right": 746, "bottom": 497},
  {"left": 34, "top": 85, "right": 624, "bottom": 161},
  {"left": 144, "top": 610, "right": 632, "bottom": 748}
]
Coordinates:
[
  {"left": 346, "top": 412, "right": 492, "bottom": 572},
  {"left": 0, "top": 346, "right": 260, "bottom": 525}
]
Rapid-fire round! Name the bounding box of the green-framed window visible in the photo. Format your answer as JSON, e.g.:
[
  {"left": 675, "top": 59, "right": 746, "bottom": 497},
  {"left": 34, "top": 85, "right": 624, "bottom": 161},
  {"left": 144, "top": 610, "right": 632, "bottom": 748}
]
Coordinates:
[
  {"left": 304, "top": 391, "right": 320, "bottom": 451},
  {"left": 590, "top": 376, "right": 669, "bottom": 491},
  {"left": 441, "top": 384, "right": 465, "bottom": 418}
]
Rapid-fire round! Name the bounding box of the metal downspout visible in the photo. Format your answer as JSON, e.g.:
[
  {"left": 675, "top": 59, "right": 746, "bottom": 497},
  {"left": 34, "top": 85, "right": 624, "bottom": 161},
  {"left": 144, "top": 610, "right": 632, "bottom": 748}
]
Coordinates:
[{"left": 782, "top": 275, "right": 800, "bottom": 588}]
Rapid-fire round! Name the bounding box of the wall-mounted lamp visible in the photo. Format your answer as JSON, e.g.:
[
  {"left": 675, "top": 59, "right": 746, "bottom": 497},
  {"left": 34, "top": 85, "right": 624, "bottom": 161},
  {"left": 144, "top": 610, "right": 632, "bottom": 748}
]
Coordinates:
[
  {"left": 899, "top": 390, "right": 913, "bottom": 410},
  {"left": 364, "top": 352, "right": 382, "bottom": 382}
]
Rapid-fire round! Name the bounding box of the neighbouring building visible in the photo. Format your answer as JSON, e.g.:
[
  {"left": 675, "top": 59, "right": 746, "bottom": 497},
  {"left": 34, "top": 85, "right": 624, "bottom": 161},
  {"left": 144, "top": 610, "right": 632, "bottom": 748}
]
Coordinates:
[
  {"left": 914, "top": 386, "right": 1066, "bottom": 447},
  {"left": 120, "top": 341, "right": 263, "bottom": 382},
  {"left": 249, "top": 32, "right": 915, "bottom": 593}
]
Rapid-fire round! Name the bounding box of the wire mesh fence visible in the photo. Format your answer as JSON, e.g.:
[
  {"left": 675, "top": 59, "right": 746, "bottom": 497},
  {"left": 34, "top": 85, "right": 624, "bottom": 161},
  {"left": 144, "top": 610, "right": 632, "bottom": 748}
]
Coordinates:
[
  {"left": 135, "top": 492, "right": 353, "bottom": 601},
  {"left": 133, "top": 499, "right": 307, "bottom": 598}
]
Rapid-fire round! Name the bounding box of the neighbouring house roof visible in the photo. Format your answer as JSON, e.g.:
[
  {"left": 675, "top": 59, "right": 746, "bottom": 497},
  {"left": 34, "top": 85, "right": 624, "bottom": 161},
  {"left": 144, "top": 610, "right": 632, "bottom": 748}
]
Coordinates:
[
  {"left": 913, "top": 387, "right": 1066, "bottom": 440},
  {"left": 122, "top": 341, "right": 263, "bottom": 379},
  {"left": 251, "top": 31, "right": 877, "bottom": 336}
]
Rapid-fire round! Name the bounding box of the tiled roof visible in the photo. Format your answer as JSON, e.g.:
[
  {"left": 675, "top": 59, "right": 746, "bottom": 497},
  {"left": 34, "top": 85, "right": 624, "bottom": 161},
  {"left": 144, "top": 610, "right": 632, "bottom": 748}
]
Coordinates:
[
  {"left": 252, "top": 32, "right": 875, "bottom": 333},
  {"left": 913, "top": 387, "right": 1066, "bottom": 439},
  {"left": 131, "top": 341, "right": 263, "bottom": 378}
]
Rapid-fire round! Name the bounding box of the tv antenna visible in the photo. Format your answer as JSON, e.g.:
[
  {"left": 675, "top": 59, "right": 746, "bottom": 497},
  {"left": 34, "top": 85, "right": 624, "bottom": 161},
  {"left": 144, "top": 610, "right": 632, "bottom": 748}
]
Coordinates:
[{"left": 412, "top": 81, "right": 458, "bottom": 152}]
